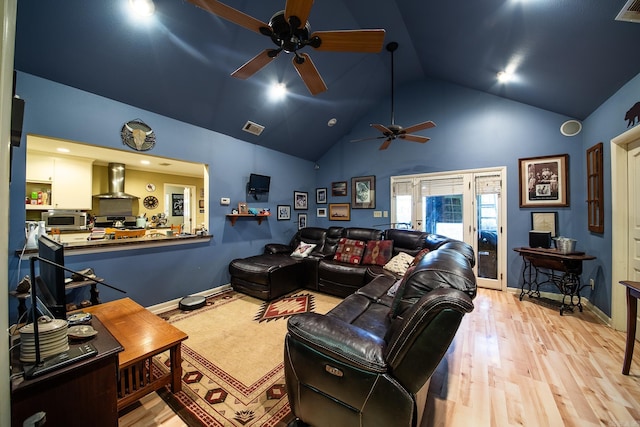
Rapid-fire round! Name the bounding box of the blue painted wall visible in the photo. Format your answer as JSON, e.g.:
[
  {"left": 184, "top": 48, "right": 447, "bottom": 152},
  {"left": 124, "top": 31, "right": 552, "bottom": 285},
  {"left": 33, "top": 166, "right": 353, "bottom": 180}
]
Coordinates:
[
  {"left": 313, "top": 74, "right": 640, "bottom": 316},
  {"left": 8, "top": 70, "right": 640, "bottom": 322},
  {"left": 8, "top": 72, "right": 314, "bottom": 322}
]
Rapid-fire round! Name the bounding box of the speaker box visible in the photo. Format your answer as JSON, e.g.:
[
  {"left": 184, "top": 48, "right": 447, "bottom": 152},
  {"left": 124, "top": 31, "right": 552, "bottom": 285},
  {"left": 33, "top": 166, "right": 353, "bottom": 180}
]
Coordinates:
[
  {"left": 560, "top": 120, "right": 582, "bottom": 137},
  {"left": 11, "top": 97, "right": 25, "bottom": 147}
]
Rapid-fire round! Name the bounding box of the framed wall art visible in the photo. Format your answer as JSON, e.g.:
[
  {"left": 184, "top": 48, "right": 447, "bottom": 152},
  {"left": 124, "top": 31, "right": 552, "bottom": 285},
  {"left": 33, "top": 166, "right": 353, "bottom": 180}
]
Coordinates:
[
  {"left": 298, "top": 213, "right": 307, "bottom": 229},
  {"left": 331, "top": 181, "right": 347, "bottom": 197},
  {"left": 277, "top": 205, "right": 291, "bottom": 220},
  {"left": 238, "top": 202, "right": 248, "bottom": 214},
  {"left": 317, "top": 207, "right": 327, "bottom": 217},
  {"left": 294, "top": 191, "right": 308, "bottom": 210},
  {"left": 518, "top": 154, "right": 569, "bottom": 207},
  {"left": 351, "top": 175, "right": 375, "bottom": 209},
  {"left": 586, "top": 142, "right": 604, "bottom": 233},
  {"left": 531, "top": 212, "right": 558, "bottom": 237},
  {"left": 329, "top": 203, "right": 350, "bottom": 221},
  {"left": 316, "top": 187, "right": 327, "bottom": 204}
]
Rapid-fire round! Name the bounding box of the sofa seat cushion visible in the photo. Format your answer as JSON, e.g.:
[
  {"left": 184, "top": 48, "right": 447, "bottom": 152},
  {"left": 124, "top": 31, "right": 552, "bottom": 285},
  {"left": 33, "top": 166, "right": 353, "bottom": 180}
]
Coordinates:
[
  {"left": 327, "top": 293, "right": 392, "bottom": 341},
  {"left": 355, "top": 275, "right": 396, "bottom": 304},
  {"left": 230, "top": 254, "right": 300, "bottom": 286},
  {"left": 318, "top": 259, "right": 371, "bottom": 291}
]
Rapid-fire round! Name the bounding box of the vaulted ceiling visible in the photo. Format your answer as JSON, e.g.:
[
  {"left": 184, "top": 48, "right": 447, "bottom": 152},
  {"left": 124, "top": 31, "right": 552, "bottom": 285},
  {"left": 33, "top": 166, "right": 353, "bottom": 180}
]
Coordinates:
[{"left": 14, "top": 0, "right": 640, "bottom": 161}]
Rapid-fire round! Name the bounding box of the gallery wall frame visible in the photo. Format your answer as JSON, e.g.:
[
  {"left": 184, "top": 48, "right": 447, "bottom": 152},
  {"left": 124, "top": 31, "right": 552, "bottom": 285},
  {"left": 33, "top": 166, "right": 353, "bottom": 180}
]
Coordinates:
[
  {"left": 317, "top": 207, "right": 327, "bottom": 217},
  {"left": 294, "top": 191, "right": 308, "bottom": 210},
  {"left": 298, "top": 213, "right": 307, "bottom": 229},
  {"left": 518, "top": 154, "right": 569, "bottom": 207},
  {"left": 351, "top": 175, "right": 375, "bottom": 209},
  {"left": 277, "top": 205, "right": 291, "bottom": 220},
  {"left": 316, "top": 187, "right": 327, "bottom": 204},
  {"left": 531, "top": 211, "right": 558, "bottom": 237},
  {"left": 329, "top": 203, "right": 350, "bottom": 221},
  {"left": 331, "top": 181, "right": 347, "bottom": 197}
]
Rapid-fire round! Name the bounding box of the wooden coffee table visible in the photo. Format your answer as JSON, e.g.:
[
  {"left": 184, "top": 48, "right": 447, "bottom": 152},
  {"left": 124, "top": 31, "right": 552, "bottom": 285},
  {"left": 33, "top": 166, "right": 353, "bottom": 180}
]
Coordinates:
[{"left": 82, "top": 297, "right": 188, "bottom": 411}]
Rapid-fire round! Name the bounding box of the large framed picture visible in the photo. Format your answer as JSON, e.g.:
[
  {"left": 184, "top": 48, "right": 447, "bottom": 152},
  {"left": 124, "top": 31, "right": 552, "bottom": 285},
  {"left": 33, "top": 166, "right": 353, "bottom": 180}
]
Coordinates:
[
  {"left": 329, "top": 203, "right": 350, "bottom": 221},
  {"left": 351, "top": 175, "right": 375, "bottom": 209},
  {"left": 294, "top": 191, "right": 308, "bottom": 210},
  {"left": 518, "top": 154, "right": 569, "bottom": 207},
  {"left": 531, "top": 212, "right": 558, "bottom": 237},
  {"left": 331, "top": 181, "right": 347, "bottom": 197},
  {"left": 277, "top": 205, "right": 291, "bottom": 220},
  {"left": 316, "top": 187, "right": 327, "bottom": 204}
]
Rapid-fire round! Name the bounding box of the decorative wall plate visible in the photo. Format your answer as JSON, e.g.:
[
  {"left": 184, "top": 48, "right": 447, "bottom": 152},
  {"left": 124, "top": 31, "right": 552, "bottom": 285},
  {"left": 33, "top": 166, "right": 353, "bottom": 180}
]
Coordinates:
[
  {"left": 121, "top": 119, "right": 156, "bottom": 151},
  {"left": 143, "top": 195, "right": 159, "bottom": 209},
  {"left": 146, "top": 183, "right": 156, "bottom": 192}
]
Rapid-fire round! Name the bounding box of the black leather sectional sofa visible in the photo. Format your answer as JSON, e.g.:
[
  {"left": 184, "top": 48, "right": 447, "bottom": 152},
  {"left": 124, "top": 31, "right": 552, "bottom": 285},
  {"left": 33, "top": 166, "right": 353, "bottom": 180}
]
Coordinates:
[{"left": 229, "top": 226, "right": 475, "bottom": 301}]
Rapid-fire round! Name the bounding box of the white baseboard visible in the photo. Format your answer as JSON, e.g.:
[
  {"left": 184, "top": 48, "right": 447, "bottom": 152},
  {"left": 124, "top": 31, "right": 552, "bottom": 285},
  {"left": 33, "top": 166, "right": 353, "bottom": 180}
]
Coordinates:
[
  {"left": 146, "top": 284, "right": 232, "bottom": 315},
  {"left": 506, "top": 286, "right": 612, "bottom": 325}
]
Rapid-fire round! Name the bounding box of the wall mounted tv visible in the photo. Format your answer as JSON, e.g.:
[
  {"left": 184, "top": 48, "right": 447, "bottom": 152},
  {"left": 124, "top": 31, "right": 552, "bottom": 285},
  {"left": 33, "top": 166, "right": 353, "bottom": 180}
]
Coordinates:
[{"left": 247, "top": 173, "right": 271, "bottom": 201}]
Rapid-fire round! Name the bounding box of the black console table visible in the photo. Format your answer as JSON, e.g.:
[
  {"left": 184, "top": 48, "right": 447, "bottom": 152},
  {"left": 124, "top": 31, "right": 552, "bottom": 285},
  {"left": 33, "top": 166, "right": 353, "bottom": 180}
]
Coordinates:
[{"left": 513, "top": 247, "right": 596, "bottom": 315}]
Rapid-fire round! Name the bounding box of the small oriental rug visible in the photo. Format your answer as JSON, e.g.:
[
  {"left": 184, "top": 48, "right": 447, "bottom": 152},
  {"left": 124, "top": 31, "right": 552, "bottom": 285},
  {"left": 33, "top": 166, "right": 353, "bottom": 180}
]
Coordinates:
[{"left": 154, "top": 289, "right": 340, "bottom": 427}]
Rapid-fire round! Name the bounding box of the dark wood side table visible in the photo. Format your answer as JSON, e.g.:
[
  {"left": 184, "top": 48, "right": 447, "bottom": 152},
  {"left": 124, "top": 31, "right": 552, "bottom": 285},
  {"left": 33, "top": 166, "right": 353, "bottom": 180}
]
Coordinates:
[
  {"left": 11, "top": 317, "right": 123, "bottom": 426},
  {"left": 619, "top": 280, "right": 640, "bottom": 375}
]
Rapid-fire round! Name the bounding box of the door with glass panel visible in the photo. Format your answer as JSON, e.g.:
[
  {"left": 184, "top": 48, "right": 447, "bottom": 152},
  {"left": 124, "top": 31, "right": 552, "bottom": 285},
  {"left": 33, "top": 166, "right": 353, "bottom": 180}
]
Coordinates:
[{"left": 391, "top": 168, "right": 505, "bottom": 290}]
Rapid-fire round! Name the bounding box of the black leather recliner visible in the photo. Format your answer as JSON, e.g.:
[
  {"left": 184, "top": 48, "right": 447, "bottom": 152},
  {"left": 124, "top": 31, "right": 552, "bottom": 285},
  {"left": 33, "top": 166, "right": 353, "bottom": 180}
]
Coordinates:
[{"left": 284, "top": 245, "right": 477, "bottom": 427}]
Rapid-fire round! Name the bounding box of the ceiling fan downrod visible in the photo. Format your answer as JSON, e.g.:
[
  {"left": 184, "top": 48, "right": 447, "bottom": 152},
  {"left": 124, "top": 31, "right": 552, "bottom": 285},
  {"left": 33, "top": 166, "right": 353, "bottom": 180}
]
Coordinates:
[{"left": 387, "top": 41, "right": 398, "bottom": 126}]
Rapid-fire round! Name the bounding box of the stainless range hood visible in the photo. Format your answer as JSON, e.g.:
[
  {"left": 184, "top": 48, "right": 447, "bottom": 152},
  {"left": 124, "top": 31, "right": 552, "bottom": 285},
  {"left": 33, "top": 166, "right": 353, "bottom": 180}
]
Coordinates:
[{"left": 94, "top": 163, "right": 139, "bottom": 199}]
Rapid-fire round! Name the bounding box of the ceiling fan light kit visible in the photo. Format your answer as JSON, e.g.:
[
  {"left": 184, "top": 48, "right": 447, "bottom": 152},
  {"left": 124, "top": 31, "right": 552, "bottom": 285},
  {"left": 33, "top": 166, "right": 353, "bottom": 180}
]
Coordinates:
[
  {"left": 187, "top": 0, "right": 385, "bottom": 95},
  {"left": 352, "top": 41, "right": 436, "bottom": 150}
]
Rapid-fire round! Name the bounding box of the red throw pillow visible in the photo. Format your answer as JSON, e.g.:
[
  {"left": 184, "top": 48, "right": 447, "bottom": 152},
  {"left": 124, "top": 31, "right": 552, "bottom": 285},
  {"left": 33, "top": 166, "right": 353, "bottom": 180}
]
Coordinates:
[
  {"left": 362, "top": 240, "right": 394, "bottom": 266},
  {"left": 333, "top": 238, "right": 366, "bottom": 264}
]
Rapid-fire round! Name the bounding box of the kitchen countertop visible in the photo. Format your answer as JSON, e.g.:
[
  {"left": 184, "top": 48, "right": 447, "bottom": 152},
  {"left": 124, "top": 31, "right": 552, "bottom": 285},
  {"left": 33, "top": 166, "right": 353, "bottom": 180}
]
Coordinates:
[{"left": 16, "top": 232, "right": 212, "bottom": 257}]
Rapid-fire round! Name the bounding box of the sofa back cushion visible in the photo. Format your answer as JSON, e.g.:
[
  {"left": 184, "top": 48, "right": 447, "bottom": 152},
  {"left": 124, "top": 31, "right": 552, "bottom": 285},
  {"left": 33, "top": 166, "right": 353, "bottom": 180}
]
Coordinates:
[
  {"left": 333, "top": 238, "right": 366, "bottom": 264},
  {"left": 290, "top": 227, "right": 327, "bottom": 252},
  {"left": 383, "top": 229, "right": 428, "bottom": 257},
  {"left": 389, "top": 248, "right": 477, "bottom": 319},
  {"left": 322, "top": 227, "right": 345, "bottom": 257},
  {"left": 342, "top": 227, "right": 383, "bottom": 242}
]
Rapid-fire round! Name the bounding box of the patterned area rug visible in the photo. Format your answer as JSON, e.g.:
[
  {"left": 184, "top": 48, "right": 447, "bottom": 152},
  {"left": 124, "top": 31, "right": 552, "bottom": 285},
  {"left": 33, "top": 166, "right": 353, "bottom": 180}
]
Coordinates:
[{"left": 153, "top": 289, "right": 340, "bottom": 426}]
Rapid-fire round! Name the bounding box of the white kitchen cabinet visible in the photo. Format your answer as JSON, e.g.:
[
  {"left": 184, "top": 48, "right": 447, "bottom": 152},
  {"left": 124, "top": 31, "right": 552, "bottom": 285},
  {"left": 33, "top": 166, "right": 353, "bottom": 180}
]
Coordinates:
[
  {"left": 26, "top": 152, "right": 54, "bottom": 182},
  {"left": 52, "top": 157, "right": 93, "bottom": 209},
  {"left": 25, "top": 153, "right": 93, "bottom": 210}
]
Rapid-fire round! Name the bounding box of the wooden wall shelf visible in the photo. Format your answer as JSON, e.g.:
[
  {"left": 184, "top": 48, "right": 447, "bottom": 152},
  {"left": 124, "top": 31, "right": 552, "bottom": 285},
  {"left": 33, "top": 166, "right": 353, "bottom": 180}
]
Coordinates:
[{"left": 226, "top": 214, "right": 270, "bottom": 226}]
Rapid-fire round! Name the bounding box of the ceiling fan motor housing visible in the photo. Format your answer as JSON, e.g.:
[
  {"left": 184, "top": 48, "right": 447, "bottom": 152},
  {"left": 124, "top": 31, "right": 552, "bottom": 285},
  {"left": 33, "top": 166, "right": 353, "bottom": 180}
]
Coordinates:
[{"left": 268, "top": 11, "right": 311, "bottom": 53}]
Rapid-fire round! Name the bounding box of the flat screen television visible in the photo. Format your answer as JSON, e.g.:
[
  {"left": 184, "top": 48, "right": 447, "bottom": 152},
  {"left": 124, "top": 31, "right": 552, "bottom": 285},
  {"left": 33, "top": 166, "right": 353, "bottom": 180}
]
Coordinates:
[
  {"left": 248, "top": 173, "right": 271, "bottom": 194},
  {"left": 37, "top": 235, "right": 67, "bottom": 319}
]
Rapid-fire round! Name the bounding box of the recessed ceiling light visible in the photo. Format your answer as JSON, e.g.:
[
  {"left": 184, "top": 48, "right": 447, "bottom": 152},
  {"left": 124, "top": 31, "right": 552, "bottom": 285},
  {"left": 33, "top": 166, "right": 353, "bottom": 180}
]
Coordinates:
[
  {"left": 129, "top": 0, "right": 155, "bottom": 17},
  {"left": 497, "top": 70, "right": 513, "bottom": 83},
  {"left": 140, "top": 160, "right": 151, "bottom": 165},
  {"left": 268, "top": 82, "right": 287, "bottom": 101},
  {"left": 327, "top": 118, "right": 337, "bottom": 127},
  {"left": 56, "top": 148, "right": 70, "bottom": 153}
]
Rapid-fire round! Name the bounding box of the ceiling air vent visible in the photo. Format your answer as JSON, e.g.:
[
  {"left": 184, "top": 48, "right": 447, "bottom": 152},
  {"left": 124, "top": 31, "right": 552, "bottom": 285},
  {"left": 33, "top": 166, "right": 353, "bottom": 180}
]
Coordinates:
[
  {"left": 242, "top": 120, "right": 265, "bottom": 136},
  {"left": 616, "top": 0, "right": 640, "bottom": 23}
]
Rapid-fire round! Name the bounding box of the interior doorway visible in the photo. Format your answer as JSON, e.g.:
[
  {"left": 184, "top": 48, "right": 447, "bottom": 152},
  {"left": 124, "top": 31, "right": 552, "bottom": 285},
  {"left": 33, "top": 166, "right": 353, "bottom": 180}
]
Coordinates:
[
  {"left": 611, "top": 125, "right": 640, "bottom": 331},
  {"left": 164, "top": 183, "right": 196, "bottom": 233}
]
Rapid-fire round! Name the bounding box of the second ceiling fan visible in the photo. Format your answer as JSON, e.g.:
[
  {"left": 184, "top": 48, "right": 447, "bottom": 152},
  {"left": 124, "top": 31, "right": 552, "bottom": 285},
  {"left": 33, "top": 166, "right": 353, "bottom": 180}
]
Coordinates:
[
  {"left": 353, "top": 42, "right": 436, "bottom": 150},
  {"left": 187, "top": 0, "right": 386, "bottom": 95}
]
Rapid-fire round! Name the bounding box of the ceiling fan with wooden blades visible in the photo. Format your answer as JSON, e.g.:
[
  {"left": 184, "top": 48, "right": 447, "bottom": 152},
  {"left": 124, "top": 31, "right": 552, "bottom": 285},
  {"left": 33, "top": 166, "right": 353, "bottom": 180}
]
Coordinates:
[
  {"left": 352, "top": 41, "right": 435, "bottom": 150},
  {"left": 187, "top": 0, "right": 386, "bottom": 95}
]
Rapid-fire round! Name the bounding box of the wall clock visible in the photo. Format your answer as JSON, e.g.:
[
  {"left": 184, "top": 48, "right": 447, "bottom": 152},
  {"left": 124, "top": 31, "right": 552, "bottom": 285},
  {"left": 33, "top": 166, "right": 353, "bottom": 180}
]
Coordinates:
[
  {"left": 143, "top": 195, "right": 159, "bottom": 209},
  {"left": 146, "top": 183, "right": 156, "bottom": 192}
]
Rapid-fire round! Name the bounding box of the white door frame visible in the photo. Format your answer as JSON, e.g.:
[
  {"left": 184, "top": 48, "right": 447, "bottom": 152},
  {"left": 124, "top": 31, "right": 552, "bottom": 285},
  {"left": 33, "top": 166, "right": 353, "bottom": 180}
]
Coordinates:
[{"left": 611, "top": 125, "right": 640, "bottom": 330}]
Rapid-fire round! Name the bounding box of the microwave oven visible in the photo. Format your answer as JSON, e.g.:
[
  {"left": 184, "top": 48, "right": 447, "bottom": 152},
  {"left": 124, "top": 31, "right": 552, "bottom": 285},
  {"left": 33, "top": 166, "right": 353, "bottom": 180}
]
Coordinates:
[{"left": 41, "top": 210, "right": 87, "bottom": 230}]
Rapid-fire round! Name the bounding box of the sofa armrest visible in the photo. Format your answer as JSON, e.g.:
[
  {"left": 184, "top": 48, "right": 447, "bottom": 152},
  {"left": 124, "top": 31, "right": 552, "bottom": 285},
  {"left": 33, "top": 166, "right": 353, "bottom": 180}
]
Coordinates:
[
  {"left": 287, "top": 312, "right": 387, "bottom": 373},
  {"left": 264, "top": 243, "right": 292, "bottom": 254}
]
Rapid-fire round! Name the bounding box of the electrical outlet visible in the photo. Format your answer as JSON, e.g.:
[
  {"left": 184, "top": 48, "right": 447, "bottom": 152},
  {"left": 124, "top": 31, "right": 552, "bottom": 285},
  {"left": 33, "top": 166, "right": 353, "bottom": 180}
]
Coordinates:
[
  {"left": 373, "top": 211, "right": 382, "bottom": 218},
  {"left": 590, "top": 278, "right": 595, "bottom": 289}
]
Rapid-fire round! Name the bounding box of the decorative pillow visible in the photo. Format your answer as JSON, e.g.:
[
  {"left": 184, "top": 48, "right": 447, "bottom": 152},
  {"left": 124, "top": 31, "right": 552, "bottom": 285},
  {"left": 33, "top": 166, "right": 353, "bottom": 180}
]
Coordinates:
[
  {"left": 383, "top": 252, "right": 414, "bottom": 276},
  {"left": 291, "top": 241, "right": 317, "bottom": 258},
  {"left": 333, "top": 238, "right": 366, "bottom": 264},
  {"left": 362, "top": 240, "right": 394, "bottom": 266},
  {"left": 410, "top": 248, "right": 431, "bottom": 267}
]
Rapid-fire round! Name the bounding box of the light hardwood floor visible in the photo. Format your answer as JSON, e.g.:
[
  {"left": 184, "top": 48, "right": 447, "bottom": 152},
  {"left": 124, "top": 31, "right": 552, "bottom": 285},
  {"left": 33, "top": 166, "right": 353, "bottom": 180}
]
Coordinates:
[{"left": 119, "top": 289, "right": 640, "bottom": 427}]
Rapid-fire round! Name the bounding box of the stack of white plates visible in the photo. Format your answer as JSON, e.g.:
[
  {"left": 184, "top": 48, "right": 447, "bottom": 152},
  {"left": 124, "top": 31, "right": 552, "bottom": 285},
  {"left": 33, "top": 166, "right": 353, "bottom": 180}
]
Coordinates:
[{"left": 19, "top": 316, "right": 69, "bottom": 363}]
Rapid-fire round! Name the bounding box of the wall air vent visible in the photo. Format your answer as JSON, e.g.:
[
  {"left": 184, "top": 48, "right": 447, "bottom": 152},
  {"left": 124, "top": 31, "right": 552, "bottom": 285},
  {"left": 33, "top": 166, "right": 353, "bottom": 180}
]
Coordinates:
[
  {"left": 242, "top": 121, "right": 265, "bottom": 136},
  {"left": 616, "top": 0, "right": 640, "bottom": 23}
]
